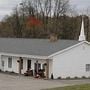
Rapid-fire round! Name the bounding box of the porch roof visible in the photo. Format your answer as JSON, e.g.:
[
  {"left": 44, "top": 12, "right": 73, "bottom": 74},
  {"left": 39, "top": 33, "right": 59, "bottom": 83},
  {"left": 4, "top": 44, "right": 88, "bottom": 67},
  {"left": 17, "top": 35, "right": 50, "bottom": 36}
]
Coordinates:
[{"left": 0, "top": 38, "right": 79, "bottom": 56}]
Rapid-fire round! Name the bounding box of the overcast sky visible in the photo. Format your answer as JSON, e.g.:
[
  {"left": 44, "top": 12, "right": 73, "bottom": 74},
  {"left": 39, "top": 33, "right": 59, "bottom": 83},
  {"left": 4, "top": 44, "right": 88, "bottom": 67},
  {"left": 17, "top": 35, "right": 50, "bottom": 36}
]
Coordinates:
[{"left": 0, "top": 0, "right": 90, "bottom": 20}]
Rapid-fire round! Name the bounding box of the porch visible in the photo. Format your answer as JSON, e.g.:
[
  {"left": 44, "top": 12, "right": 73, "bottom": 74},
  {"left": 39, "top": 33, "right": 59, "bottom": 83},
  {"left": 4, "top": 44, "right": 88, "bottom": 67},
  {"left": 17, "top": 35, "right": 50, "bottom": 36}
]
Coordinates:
[
  {"left": 0, "top": 55, "right": 53, "bottom": 79},
  {"left": 19, "top": 57, "right": 52, "bottom": 79}
]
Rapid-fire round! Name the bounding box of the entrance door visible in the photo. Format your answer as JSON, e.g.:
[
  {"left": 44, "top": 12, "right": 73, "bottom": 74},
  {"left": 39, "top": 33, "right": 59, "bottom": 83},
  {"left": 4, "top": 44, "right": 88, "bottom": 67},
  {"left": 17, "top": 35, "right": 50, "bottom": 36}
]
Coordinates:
[
  {"left": 34, "top": 61, "right": 41, "bottom": 75},
  {"left": 27, "top": 60, "right": 31, "bottom": 70}
]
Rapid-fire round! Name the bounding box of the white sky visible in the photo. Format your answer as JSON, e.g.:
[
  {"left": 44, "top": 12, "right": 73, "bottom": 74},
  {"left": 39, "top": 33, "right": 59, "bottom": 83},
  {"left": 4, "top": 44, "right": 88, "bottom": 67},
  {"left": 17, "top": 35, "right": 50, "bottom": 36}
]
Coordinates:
[
  {"left": 70, "top": 0, "right": 90, "bottom": 8},
  {"left": 0, "top": 0, "right": 22, "bottom": 20},
  {"left": 0, "top": 0, "right": 90, "bottom": 20}
]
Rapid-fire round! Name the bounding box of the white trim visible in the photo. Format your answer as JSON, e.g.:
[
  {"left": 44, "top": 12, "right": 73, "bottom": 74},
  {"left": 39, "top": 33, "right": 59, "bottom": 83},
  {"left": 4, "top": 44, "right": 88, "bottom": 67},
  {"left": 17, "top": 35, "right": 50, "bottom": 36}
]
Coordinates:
[
  {"left": 48, "top": 41, "right": 90, "bottom": 58},
  {"left": 1, "top": 53, "right": 48, "bottom": 60}
]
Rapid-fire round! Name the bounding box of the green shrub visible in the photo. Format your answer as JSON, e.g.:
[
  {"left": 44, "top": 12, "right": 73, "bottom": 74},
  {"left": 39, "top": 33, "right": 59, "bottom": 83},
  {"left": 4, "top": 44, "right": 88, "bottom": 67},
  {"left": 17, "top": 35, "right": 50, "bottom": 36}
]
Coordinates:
[
  {"left": 81, "top": 76, "right": 87, "bottom": 79},
  {"left": 57, "top": 77, "right": 62, "bottom": 79},
  {"left": 66, "top": 76, "right": 71, "bottom": 79},
  {"left": 74, "top": 76, "right": 79, "bottom": 79},
  {"left": 10, "top": 71, "right": 15, "bottom": 73}
]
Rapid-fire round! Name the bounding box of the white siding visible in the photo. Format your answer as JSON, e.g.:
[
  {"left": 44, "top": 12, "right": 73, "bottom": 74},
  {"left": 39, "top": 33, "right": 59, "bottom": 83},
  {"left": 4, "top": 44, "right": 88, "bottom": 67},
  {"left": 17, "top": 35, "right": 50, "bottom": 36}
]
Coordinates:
[
  {"left": 53, "top": 43, "right": 90, "bottom": 78},
  {"left": 49, "top": 60, "right": 53, "bottom": 78},
  {"left": 0, "top": 56, "right": 28, "bottom": 74},
  {"left": 1, "top": 56, "right": 19, "bottom": 73}
]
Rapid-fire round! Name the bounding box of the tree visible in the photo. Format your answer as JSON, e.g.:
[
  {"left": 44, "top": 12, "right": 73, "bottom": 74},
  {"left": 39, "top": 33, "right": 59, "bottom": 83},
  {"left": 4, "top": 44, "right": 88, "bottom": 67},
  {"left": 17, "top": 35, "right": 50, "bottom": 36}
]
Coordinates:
[
  {"left": 0, "top": 0, "right": 82, "bottom": 40},
  {"left": 10, "top": 8, "right": 23, "bottom": 38}
]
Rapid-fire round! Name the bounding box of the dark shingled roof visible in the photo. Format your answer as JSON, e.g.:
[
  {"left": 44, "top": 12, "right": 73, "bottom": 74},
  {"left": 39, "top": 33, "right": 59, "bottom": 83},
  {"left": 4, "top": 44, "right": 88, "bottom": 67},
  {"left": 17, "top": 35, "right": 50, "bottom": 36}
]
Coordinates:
[{"left": 0, "top": 38, "right": 80, "bottom": 56}]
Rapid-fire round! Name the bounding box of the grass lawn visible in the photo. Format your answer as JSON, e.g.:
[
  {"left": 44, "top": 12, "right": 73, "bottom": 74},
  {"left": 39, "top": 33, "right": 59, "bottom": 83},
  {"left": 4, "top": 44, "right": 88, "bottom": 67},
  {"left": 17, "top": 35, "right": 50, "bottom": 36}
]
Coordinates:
[{"left": 45, "top": 84, "right": 90, "bottom": 90}]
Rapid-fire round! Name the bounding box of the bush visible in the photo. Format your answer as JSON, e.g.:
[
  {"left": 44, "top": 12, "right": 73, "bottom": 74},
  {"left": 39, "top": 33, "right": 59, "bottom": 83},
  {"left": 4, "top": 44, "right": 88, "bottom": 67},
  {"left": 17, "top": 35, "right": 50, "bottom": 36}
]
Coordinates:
[
  {"left": 11, "top": 71, "right": 15, "bottom": 74},
  {"left": 81, "top": 76, "right": 87, "bottom": 79},
  {"left": 74, "top": 76, "right": 79, "bottom": 79},
  {"left": 66, "top": 76, "right": 71, "bottom": 79},
  {"left": 5, "top": 70, "right": 9, "bottom": 73},
  {"left": 57, "top": 77, "right": 62, "bottom": 79}
]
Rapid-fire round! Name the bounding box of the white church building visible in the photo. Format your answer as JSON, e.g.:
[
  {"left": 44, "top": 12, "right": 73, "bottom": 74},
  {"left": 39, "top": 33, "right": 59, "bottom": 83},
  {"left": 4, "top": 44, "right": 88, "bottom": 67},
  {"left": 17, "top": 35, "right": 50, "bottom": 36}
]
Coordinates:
[{"left": 0, "top": 18, "right": 90, "bottom": 79}]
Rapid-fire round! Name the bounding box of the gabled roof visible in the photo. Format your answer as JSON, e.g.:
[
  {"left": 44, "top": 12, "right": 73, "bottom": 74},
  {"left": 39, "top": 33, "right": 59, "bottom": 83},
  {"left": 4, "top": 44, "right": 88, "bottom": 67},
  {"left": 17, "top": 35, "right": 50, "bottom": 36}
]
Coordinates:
[{"left": 0, "top": 38, "right": 80, "bottom": 56}]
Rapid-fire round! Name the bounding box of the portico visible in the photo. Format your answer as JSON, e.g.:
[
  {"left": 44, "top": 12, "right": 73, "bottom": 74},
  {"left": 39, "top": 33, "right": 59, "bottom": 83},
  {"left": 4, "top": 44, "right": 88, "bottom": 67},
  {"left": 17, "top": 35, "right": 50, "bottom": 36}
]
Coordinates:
[{"left": 0, "top": 54, "right": 52, "bottom": 79}]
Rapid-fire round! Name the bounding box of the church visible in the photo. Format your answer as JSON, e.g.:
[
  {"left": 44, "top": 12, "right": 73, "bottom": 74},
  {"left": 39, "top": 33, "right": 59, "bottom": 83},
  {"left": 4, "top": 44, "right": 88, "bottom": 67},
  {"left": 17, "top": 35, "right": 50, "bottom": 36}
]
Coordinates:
[{"left": 0, "top": 18, "right": 90, "bottom": 79}]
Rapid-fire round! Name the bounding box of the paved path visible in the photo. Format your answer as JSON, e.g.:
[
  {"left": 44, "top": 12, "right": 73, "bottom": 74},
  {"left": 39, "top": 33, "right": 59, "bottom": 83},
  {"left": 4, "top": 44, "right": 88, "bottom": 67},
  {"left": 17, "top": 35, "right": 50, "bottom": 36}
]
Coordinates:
[{"left": 0, "top": 73, "right": 90, "bottom": 90}]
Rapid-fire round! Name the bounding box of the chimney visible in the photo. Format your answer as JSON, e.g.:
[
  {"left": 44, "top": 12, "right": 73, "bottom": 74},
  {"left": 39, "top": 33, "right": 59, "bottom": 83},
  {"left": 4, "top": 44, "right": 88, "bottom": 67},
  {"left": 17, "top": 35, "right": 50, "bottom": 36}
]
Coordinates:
[{"left": 49, "top": 33, "right": 58, "bottom": 42}]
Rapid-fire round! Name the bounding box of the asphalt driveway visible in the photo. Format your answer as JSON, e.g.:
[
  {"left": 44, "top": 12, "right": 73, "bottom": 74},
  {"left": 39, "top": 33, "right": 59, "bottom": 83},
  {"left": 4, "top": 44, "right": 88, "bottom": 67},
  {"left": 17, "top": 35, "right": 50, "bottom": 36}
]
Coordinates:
[{"left": 0, "top": 73, "right": 90, "bottom": 90}]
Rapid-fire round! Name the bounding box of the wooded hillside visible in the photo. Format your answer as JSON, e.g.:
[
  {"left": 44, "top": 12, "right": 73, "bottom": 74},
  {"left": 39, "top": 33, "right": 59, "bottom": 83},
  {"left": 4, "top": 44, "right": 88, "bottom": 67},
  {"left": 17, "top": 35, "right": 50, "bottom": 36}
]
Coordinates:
[{"left": 0, "top": 0, "right": 90, "bottom": 41}]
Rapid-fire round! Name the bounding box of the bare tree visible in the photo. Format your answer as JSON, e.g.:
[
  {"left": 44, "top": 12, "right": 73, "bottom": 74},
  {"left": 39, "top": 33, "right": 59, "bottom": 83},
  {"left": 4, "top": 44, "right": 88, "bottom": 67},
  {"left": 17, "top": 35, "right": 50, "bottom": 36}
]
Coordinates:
[
  {"left": 10, "top": 7, "right": 23, "bottom": 38},
  {"left": 0, "top": 0, "right": 70, "bottom": 38}
]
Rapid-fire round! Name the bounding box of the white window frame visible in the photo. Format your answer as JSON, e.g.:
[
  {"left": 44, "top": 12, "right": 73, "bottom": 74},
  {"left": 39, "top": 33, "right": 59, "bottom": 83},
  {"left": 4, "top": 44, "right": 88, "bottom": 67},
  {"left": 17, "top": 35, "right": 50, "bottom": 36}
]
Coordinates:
[{"left": 86, "top": 64, "right": 90, "bottom": 72}]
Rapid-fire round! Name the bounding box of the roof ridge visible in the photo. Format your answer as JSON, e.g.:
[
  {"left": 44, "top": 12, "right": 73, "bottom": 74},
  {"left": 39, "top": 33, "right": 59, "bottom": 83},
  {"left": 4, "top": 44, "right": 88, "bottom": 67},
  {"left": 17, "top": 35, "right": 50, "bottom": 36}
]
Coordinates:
[{"left": 0, "top": 37, "right": 79, "bottom": 41}]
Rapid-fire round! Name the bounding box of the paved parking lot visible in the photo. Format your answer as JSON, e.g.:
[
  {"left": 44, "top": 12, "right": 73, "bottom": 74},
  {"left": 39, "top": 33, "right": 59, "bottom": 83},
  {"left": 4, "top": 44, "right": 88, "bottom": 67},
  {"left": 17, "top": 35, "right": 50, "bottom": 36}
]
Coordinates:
[{"left": 0, "top": 73, "right": 90, "bottom": 90}]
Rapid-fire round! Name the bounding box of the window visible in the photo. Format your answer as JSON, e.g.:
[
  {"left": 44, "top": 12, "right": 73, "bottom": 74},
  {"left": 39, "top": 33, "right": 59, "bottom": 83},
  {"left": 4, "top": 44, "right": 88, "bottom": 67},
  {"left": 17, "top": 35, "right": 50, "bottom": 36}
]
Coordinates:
[
  {"left": 27, "top": 60, "right": 31, "bottom": 70},
  {"left": 38, "top": 63, "right": 41, "bottom": 70},
  {"left": 19, "top": 57, "right": 23, "bottom": 69},
  {"left": 86, "top": 64, "right": 90, "bottom": 72},
  {"left": 2, "top": 61, "right": 4, "bottom": 67},
  {"left": 21, "top": 59, "right": 23, "bottom": 69},
  {"left": 8, "top": 57, "right": 12, "bottom": 68},
  {"left": 43, "top": 63, "right": 47, "bottom": 70}
]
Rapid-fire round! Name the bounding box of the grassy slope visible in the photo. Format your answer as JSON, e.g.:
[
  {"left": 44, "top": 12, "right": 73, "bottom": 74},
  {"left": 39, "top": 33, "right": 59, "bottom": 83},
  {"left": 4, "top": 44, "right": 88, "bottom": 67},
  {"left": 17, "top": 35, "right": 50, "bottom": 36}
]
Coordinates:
[{"left": 45, "top": 84, "right": 90, "bottom": 90}]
